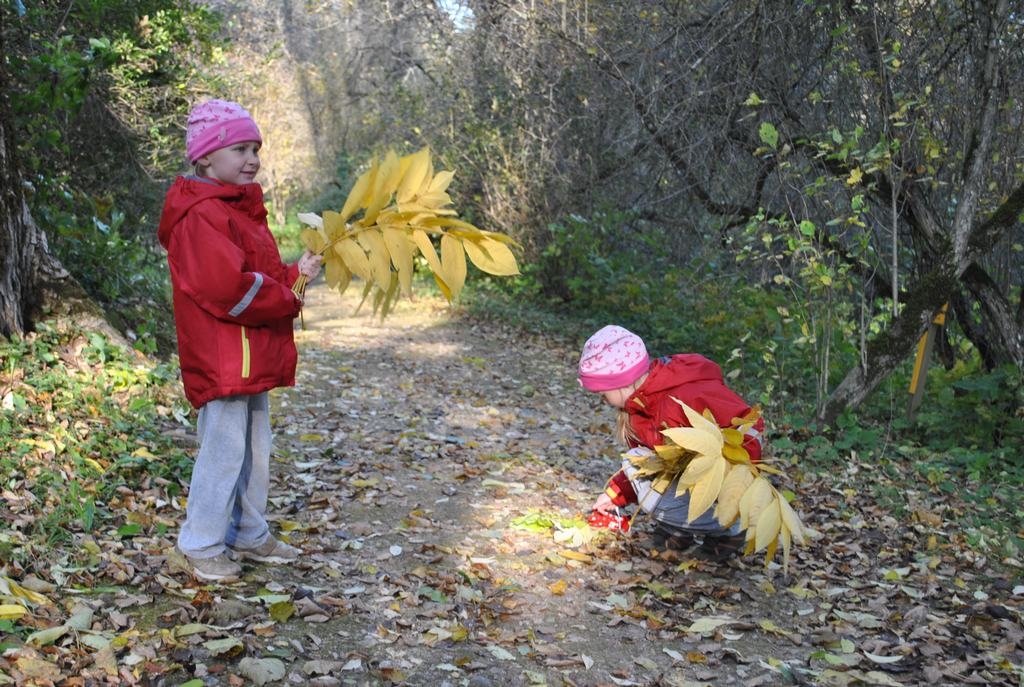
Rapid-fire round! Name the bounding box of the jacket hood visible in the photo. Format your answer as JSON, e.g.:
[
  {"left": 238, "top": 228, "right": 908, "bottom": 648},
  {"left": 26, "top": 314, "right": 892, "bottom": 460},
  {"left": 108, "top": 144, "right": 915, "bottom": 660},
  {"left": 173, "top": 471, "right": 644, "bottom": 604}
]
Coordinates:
[
  {"left": 640, "top": 354, "right": 724, "bottom": 395},
  {"left": 157, "top": 176, "right": 267, "bottom": 248}
]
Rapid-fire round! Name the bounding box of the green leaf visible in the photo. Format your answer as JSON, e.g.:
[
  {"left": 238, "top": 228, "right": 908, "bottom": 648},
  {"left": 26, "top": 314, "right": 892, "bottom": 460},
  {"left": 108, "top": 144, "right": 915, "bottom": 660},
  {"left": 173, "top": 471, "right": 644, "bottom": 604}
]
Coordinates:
[
  {"left": 269, "top": 600, "right": 295, "bottom": 623},
  {"left": 759, "top": 122, "right": 779, "bottom": 149},
  {"left": 115, "top": 523, "right": 141, "bottom": 538}
]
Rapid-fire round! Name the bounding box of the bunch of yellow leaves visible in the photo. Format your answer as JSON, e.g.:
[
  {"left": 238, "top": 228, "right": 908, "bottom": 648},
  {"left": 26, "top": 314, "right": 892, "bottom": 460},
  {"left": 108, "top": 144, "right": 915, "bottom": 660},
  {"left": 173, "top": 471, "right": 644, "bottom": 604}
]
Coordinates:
[
  {"left": 294, "top": 147, "right": 519, "bottom": 317},
  {"left": 626, "top": 399, "right": 807, "bottom": 570}
]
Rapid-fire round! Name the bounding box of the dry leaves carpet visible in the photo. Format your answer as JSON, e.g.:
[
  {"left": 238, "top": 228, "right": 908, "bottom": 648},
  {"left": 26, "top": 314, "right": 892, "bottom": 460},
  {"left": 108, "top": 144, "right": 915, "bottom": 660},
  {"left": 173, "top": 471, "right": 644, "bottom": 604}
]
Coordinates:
[{"left": 4, "top": 284, "right": 1023, "bottom": 687}]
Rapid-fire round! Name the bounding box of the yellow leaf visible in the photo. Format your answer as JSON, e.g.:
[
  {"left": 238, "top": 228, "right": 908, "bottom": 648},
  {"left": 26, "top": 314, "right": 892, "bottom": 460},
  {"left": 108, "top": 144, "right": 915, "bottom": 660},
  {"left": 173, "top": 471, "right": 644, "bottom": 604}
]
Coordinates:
[
  {"left": 463, "top": 237, "right": 520, "bottom": 276},
  {"left": 432, "top": 272, "right": 453, "bottom": 302},
  {"left": 652, "top": 444, "right": 688, "bottom": 462},
  {"left": 731, "top": 405, "right": 762, "bottom": 427},
  {"left": 778, "top": 493, "right": 806, "bottom": 545},
  {"left": 412, "top": 229, "right": 443, "bottom": 276},
  {"left": 418, "top": 154, "right": 435, "bottom": 196},
  {"left": 382, "top": 226, "right": 415, "bottom": 296},
  {"left": 397, "top": 149, "right": 431, "bottom": 203},
  {"left": 427, "top": 169, "right": 455, "bottom": 194},
  {"left": 763, "top": 529, "right": 779, "bottom": 563},
  {"left": 300, "top": 228, "right": 326, "bottom": 254},
  {"left": 324, "top": 255, "right": 351, "bottom": 292},
  {"left": 419, "top": 191, "right": 453, "bottom": 210},
  {"left": 440, "top": 233, "right": 467, "bottom": 301},
  {"left": 558, "top": 551, "right": 592, "bottom": 563},
  {"left": 676, "top": 452, "right": 718, "bottom": 488},
  {"left": 670, "top": 398, "right": 720, "bottom": 434},
  {"left": 396, "top": 201, "right": 439, "bottom": 215},
  {"left": 738, "top": 476, "right": 774, "bottom": 531},
  {"left": 0, "top": 604, "right": 28, "bottom": 620},
  {"left": 779, "top": 520, "right": 793, "bottom": 571},
  {"left": 335, "top": 238, "right": 372, "bottom": 282},
  {"left": 721, "top": 428, "right": 744, "bottom": 447},
  {"left": 340, "top": 162, "right": 375, "bottom": 221},
  {"left": 754, "top": 499, "right": 781, "bottom": 552},
  {"left": 0, "top": 576, "right": 48, "bottom": 605},
  {"left": 378, "top": 271, "right": 401, "bottom": 318},
  {"left": 296, "top": 212, "right": 324, "bottom": 230},
  {"left": 661, "top": 426, "right": 723, "bottom": 465},
  {"left": 363, "top": 154, "right": 397, "bottom": 226},
  {"left": 548, "top": 579, "right": 568, "bottom": 595},
  {"left": 323, "top": 210, "right": 348, "bottom": 243},
  {"left": 481, "top": 230, "right": 518, "bottom": 245},
  {"left": 418, "top": 215, "right": 485, "bottom": 237},
  {"left": 687, "top": 454, "right": 726, "bottom": 522},
  {"left": 715, "top": 464, "right": 754, "bottom": 527},
  {"left": 722, "top": 444, "right": 751, "bottom": 463},
  {"left": 356, "top": 229, "right": 392, "bottom": 290}
]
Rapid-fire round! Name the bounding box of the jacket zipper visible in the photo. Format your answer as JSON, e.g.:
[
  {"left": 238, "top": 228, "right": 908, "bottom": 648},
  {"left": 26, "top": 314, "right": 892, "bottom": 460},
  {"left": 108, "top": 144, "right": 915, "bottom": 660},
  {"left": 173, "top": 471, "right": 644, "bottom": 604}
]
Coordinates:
[{"left": 240, "top": 326, "right": 251, "bottom": 378}]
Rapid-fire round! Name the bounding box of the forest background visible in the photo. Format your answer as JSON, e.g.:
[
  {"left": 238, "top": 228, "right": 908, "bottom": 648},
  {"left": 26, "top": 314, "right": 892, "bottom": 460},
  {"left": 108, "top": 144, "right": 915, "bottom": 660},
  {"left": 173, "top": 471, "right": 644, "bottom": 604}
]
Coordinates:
[{"left": 0, "top": 0, "right": 1022, "bottom": 684}]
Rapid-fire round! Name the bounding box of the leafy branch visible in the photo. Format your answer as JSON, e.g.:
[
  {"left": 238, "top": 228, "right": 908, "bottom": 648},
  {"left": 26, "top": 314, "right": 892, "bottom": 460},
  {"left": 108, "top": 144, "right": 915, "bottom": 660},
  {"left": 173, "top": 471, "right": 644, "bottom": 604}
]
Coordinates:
[
  {"left": 293, "top": 147, "right": 520, "bottom": 317},
  {"left": 629, "top": 400, "right": 807, "bottom": 570}
]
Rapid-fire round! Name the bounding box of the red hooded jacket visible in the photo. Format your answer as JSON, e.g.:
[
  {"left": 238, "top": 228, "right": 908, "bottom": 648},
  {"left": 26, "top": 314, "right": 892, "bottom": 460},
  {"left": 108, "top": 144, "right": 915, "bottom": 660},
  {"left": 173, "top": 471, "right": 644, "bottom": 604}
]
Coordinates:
[
  {"left": 606, "top": 354, "right": 764, "bottom": 506},
  {"left": 157, "top": 176, "right": 302, "bottom": 408}
]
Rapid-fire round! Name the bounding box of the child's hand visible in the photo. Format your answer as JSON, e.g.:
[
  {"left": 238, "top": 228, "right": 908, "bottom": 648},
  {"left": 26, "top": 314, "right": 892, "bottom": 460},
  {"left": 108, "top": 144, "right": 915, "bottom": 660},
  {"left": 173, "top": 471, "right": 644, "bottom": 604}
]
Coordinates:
[
  {"left": 592, "top": 493, "right": 616, "bottom": 513},
  {"left": 297, "top": 250, "right": 322, "bottom": 280}
]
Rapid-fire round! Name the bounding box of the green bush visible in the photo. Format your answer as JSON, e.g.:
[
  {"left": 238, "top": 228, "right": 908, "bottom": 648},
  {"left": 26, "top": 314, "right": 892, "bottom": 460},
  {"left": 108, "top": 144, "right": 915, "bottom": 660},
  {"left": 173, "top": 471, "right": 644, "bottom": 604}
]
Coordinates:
[{"left": 34, "top": 180, "right": 175, "bottom": 356}]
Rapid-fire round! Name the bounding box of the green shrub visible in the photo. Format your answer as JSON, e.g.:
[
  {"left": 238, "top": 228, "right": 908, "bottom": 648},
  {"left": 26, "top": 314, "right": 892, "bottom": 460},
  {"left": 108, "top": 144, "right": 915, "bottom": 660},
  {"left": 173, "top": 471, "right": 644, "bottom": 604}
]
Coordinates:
[{"left": 34, "top": 180, "right": 175, "bottom": 356}]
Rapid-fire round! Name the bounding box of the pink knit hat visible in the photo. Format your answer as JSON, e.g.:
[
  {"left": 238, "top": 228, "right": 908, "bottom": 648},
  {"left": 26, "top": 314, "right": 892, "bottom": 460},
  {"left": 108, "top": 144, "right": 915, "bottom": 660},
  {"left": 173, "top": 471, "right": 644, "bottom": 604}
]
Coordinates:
[
  {"left": 186, "top": 99, "right": 262, "bottom": 164},
  {"left": 578, "top": 325, "right": 650, "bottom": 392}
]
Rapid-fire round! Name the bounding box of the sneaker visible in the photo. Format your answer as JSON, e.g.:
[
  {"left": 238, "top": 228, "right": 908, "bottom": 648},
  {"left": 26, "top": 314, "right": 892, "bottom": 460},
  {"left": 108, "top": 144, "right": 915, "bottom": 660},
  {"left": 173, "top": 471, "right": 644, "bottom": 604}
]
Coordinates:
[
  {"left": 179, "top": 549, "right": 242, "bottom": 582},
  {"left": 698, "top": 533, "right": 747, "bottom": 562},
  {"left": 230, "top": 537, "right": 301, "bottom": 564},
  {"left": 651, "top": 524, "right": 697, "bottom": 551}
]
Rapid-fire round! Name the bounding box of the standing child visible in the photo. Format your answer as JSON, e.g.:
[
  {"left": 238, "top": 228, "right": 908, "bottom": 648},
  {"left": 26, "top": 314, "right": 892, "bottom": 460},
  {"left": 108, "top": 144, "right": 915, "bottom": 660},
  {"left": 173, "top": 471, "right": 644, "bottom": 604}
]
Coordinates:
[
  {"left": 157, "top": 99, "right": 322, "bottom": 581},
  {"left": 578, "top": 325, "right": 764, "bottom": 561}
]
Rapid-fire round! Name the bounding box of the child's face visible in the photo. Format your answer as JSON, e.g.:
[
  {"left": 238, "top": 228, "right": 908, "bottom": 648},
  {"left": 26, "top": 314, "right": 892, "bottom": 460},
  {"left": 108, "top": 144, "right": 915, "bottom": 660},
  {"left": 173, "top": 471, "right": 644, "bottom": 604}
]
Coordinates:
[
  {"left": 601, "top": 387, "right": 632, "bottom": 409},
  {"left": 598, "top": 373, "right": 646, "bottom": 409},
  {"left": 198, "top": 141, "right": 261, "bottom": 185}
]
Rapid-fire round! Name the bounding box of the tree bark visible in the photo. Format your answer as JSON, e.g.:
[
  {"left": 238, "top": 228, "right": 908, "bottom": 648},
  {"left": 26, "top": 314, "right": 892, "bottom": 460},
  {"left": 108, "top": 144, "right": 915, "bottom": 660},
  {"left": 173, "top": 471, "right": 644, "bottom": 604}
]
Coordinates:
[
  {"left": 816, "top": 0, "right": 1016, "bottom": 424},
  {"left": 0, "top": 31, "right": 110, "bottom": 339}
]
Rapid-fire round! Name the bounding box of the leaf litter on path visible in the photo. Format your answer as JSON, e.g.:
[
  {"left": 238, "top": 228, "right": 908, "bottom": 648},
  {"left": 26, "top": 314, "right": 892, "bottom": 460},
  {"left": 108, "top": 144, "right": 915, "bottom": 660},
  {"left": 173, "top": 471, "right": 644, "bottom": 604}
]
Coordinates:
[{"left": 1, "top": 283, "right": 1022, "bottom": 686}]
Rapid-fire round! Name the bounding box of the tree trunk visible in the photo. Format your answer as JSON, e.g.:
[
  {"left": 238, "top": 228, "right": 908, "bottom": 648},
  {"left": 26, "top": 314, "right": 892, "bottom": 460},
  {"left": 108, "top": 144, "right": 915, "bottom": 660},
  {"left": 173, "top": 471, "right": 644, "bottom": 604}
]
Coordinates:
[
  {"left": 816, "top": 0, "right": 1017, "bottom": 425},
  {"left": 818, "top": 267, "right": 956, "bottom": 423},
  {"left": 959, "top": 262, "right": 1024, "bottom": 369},
  {"left": 0, "top": 32, "right": 112, "bottom": 339}
]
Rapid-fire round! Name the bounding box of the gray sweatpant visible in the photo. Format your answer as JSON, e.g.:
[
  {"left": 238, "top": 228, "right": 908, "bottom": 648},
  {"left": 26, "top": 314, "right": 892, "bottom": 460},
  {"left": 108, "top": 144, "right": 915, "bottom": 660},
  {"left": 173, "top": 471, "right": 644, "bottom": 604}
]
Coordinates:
[
  {"left": 650, "top": 477, "right": 741, "bottom": 537},
  {"left": 620, "top": 452, "right": 740, "bottom": 537},
  {"left": 177, "top": 393, "right": 272, "bottom": 559}
]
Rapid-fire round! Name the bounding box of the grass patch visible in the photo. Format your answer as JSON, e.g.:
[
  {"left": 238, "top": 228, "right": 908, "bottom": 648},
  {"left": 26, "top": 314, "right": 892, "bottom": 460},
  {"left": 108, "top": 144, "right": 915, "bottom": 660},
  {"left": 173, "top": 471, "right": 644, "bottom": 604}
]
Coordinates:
[{"left": 0, "top": 322, "right": 194, "bottom": 574}]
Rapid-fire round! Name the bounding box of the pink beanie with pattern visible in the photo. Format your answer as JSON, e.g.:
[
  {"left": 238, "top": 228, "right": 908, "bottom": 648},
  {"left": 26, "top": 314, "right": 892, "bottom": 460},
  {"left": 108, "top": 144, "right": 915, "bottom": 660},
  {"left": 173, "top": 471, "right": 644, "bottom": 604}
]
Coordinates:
[
  {"left": 186, "top": 99, "right": 262, "bottom": 164},
  {"left": 578, "top": 325, "right": 650, "bottom": 392}
]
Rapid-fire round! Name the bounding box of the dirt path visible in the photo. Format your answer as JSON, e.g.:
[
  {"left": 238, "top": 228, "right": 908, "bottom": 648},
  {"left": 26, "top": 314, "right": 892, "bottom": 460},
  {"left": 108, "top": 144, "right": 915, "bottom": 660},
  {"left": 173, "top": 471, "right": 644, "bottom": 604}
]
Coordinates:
[
  {"left": 237, "top": 284, "right": 798, "bottom": 687},
  {"left": 157, "top": 283, "right": 1022, "bottom": 686}
]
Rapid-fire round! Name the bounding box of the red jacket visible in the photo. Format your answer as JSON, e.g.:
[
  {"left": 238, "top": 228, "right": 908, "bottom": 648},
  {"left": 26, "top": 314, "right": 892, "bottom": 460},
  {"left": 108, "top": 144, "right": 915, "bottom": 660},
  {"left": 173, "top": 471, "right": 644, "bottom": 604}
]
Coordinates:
[
  {"left": 157, "top": 176, "right": 302, "bottom": 408},
  {"left": 606, "top": 354, "right": 764, "bottom": 506}
]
